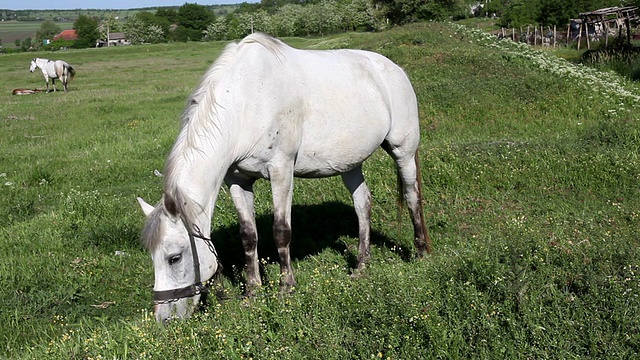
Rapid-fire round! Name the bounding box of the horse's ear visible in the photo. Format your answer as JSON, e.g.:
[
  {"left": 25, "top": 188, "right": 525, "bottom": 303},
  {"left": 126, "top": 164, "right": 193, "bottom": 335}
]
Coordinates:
[
  {"left": 163, "top": 193, "right": 178, "bottom": 217},
  {"left": 137, "top": 197, "right": 155, "bottom": 217}
]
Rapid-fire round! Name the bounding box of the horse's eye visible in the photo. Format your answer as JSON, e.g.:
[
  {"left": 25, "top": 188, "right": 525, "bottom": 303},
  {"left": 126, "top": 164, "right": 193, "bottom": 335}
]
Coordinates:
[{"left": 168, "top": 254, "right": 182, "bottom": 265}]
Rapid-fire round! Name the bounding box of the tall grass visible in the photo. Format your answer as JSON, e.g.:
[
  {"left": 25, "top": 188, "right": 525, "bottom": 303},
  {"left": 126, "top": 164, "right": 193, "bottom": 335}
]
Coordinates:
[
  {"left": 0, "top": 22, "right": 639, "bottom": 358},
  {"left": 580, "top": 44, "right": 640, "bottom": 81}
]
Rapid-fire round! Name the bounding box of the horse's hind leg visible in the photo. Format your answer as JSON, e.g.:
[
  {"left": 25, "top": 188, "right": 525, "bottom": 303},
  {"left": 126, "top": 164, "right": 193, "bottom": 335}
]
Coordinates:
[
  {"left": 382, "top": 143, "right": 432, "bottom": 257},
  {"left": 62, "top": 70, "right": 69, "bottom": 92},
  {"left": 51, "top": 78, "right": 56, "bottom": 92},
  {"left": 226, "top": 173, "right": 261, "bottom": 295},
  {"left": 341, "top": 166, "right": 372, "bottom": 272},
  {"left": 267, "top": 161, "right": 296, "bottom": 291}
]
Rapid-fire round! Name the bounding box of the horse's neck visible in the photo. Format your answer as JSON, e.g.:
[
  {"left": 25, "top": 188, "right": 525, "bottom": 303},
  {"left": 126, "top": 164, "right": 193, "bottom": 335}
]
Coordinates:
[
  {"left": 165, "top": 70, "right": 247, "bottom": 232},
  {"left": 164, "top": 127, "right": 236, "bottom": 232}
]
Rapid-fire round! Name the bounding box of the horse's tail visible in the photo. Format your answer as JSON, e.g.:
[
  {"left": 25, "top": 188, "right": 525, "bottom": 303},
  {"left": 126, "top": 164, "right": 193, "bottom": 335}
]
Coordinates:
[
  {"left": 65, "top": 63, "right": 76, "bottom": 80},
  {"left": 413, "top": 151, "right": 432, "bottom": 253}
]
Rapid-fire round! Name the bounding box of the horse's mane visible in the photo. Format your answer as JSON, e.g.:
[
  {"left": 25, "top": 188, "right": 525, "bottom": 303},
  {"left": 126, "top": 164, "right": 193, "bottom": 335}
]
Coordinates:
[
  {"left": 161, "top": 33, "right": 286, "bottom": 229},
  {"left": 141, "top": 204, "right": 165, "bottom": 251}
]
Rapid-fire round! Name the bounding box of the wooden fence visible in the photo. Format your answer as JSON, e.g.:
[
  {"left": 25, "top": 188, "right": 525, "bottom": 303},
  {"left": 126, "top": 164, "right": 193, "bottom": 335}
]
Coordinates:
[{"left": 495, "top": 23, "right": 638, "bottom": 50}]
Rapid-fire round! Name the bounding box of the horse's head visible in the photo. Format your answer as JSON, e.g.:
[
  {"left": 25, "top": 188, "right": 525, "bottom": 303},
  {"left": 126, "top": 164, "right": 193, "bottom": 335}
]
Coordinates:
[
  {"left": 137, "top": 197, "right": 219, "bottom": 324},
  {"left": 29, "top": 59, "right": 37, "bottom": 73}
]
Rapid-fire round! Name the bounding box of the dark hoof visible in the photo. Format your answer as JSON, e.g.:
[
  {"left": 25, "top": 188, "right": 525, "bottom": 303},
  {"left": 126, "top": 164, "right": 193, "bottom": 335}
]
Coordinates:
[
  {"left": 242, "top": 283, "right": 262, "bottom": 298},
  {"left": 351, "top": 261, "right": 367, "bottom": 278}
]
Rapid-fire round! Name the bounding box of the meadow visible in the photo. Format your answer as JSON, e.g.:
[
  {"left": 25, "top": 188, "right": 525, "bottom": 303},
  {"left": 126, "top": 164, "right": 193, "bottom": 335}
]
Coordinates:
[
  {"left": 0, "top": 21, "right": 73, "bottom": 48},
  {"left": 1, "top": 21, "right": 639, "bottom": 358}
]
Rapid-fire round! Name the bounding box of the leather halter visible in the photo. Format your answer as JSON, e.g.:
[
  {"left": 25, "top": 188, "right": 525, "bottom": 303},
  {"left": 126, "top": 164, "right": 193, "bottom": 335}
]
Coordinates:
[{"left": 152, "top": 226, "right": 219, "bottom": 304}]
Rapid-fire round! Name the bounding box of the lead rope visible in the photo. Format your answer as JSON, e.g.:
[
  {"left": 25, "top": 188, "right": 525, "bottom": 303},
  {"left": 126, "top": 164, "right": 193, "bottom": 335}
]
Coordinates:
[{"left": 191, "top": 224, "right": 221, "bottom": 266}]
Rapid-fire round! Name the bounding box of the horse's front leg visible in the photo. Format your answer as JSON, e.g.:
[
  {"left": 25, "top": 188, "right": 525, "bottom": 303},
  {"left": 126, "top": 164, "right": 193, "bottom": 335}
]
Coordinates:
[
  {"left": 341, "top": 166, "right": 372, "bottom": 274},
  {"left": 225, "top": 174, "right": 261, "bottom": 295},
  {"left": 267, "top": 161, "right": 296, "bottom": 291},
  {"left": 51, "top": 78, "right": 57, "bottom": 92}
]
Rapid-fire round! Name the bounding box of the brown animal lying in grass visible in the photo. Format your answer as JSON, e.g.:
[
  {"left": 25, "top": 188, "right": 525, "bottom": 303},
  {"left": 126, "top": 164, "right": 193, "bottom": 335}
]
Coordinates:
[{"left": 12, "top": 88, "right": 45, "bottom": 95}]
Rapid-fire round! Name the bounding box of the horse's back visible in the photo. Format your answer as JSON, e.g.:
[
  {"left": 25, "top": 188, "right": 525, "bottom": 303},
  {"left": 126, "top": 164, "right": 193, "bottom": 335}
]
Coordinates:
[
  {"left": 46, "top": 60, "right": 72, "bottom": 79},
  {"left": 227, "top": 36, "right": 419, "bottom": 177}
]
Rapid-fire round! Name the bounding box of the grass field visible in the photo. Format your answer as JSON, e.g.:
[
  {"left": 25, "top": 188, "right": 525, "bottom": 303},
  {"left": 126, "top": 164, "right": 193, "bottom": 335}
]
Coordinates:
[
  {"left": 1, "top": 22, "right": 639, "bottom": 358},
  {"left": 0, "top": 21, "right": 73, "bottom": 48}
]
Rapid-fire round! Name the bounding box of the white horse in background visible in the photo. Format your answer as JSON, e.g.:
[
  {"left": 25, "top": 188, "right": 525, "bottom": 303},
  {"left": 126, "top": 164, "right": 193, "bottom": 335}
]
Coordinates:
[
  {"left": 29, "top": 58, "right": 76, "bottom": 93},
  {"left": 138, "top": 33, "right": 432, "bottom": 323}
]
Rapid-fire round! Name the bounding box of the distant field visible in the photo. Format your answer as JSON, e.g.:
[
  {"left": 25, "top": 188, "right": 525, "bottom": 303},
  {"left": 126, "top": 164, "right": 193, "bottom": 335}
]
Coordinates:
[
  {"left": 0, "top": 5, "right": 237, "bottom": 48},
  {"left": 0, "top": 21, "right": 73, "bottom": 48},
  {"left": 16, "top": 9, "right": 141, "bottom": 20}
]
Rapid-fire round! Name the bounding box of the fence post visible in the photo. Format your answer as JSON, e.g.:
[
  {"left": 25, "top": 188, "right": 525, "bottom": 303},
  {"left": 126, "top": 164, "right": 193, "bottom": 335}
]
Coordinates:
[{"left": 577, "top": 23, "right": 582, "bottom": 51}]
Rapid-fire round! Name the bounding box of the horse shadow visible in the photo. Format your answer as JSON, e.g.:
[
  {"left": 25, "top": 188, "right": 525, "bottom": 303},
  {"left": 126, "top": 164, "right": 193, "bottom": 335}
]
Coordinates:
[{"left": 210, "top": 201, "right": 409, "bottom": 287}]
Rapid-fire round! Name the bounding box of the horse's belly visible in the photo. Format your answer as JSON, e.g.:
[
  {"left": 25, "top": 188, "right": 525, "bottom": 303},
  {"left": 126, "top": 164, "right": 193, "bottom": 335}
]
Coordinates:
[
  {"left": 293, "top": 138, "right": 381, "bottom": 178},
  {"left": 234, "top": 147, "right": 374, "bottom": 179},
  {"left": 293, "top": 157, "right": 362, "bottom": 177}
]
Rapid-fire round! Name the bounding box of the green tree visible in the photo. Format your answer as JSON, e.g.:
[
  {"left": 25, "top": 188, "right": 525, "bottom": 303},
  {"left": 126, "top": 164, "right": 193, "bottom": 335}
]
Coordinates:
[
  {"left": 73, "top": 15, "right": 99, "bottom": 48},
  {"left": 342, "top": 0, "right": 382, "bottom": 31},
  {"left": 175, "top": 3, "right": 214, "bottom": 41},
  {"left": 98, "top": 16, "right": 124, "bottom": 43},
  {"left": 35, "top": 20, "right": 61, "bottom": 45},
  {"left": 371, "top": 0, "right": 467, "bottom": 24},
  {"left": 229, "top": 9, "right": 273, "bottom": 38},
  {"left": 299, "top": 1, "right": 343, "bottom": 35},
  {"left": 156, "top": 7, "right": 179, "bottom": 23},
  {"left": 272, "top": 3, "right": 305, "bottom": 36},
  {"left": 124, "top": 15, "right": 166, "bottom": 44},
  {"left": 47, "top": 39, "right": 75, "bottom": 51},
  {"left": 135, "top": 11, "right": 171, "bottom": 39},
  {"left": 204, "top": 17, "right": 228, "bottom": 40},
  {"left": 21, "top": 37, "right": 32, "bottom": 51}
]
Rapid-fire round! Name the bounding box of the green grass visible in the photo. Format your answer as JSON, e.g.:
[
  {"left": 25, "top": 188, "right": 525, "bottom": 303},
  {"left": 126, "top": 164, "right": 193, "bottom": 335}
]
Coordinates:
[{"left": 1, "top": 22, "right": 639, "bottom": 358}]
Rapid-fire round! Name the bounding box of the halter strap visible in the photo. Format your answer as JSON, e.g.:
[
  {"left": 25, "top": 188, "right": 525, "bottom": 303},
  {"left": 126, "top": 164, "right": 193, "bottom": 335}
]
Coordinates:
[
  {"left": 189, "top": 228, "right": 202, "bottom": 285},
  {"left": 152, "top": 279, "right": 212, "bottom": 303},
  {"left": 152, "top": 226, "right": 220, "bottom": 304}
]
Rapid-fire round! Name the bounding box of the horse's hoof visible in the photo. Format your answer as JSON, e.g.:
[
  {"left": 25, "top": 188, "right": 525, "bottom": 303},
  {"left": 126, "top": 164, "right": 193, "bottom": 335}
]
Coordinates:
[
  {"left": 279, "top": 279, "right": 296, "bottom": 295},
  {"left": 243, "top": 284, "right": 261, "bottom": 298},
  {"left": 351, "top": 262, "right": 367, "bottom": 278}
]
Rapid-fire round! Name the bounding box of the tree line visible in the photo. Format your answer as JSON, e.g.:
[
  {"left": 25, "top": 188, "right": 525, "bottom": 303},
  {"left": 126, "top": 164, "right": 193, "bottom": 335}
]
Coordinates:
[{"left": 12, "top": 0, "right": 640, "bottom": 51}]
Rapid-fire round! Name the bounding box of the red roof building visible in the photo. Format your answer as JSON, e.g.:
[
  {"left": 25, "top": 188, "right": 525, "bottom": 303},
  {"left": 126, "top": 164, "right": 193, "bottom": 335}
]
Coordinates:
[{"left": 53, "top": 29, "right": 78, "bottom": 41}]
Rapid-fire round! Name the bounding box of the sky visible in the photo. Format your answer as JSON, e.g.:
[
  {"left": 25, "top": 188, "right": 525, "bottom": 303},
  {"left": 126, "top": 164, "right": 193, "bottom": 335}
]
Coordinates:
[{"left": 0, "top": 0, "right": 254, "bottom": 10}]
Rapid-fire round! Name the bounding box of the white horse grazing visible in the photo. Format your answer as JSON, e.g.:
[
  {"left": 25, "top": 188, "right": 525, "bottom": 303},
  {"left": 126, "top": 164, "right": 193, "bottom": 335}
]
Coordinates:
[
  {"left": 138, "top": 33, "right": 432, "bottom": 323},
  {"left": 29, "top": 58, "right": 75, "bottom": 93}
]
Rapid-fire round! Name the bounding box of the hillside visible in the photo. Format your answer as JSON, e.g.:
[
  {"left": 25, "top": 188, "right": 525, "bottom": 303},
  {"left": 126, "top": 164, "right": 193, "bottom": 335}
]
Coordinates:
[{"left": 1, "top": 22, "right": 639, "bottom": 358}]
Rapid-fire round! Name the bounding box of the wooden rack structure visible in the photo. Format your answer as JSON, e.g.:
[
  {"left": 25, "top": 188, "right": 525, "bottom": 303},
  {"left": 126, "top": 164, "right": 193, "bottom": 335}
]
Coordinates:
[{"left": 573, "top": 6, "right": 639, "bottom": 50}]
